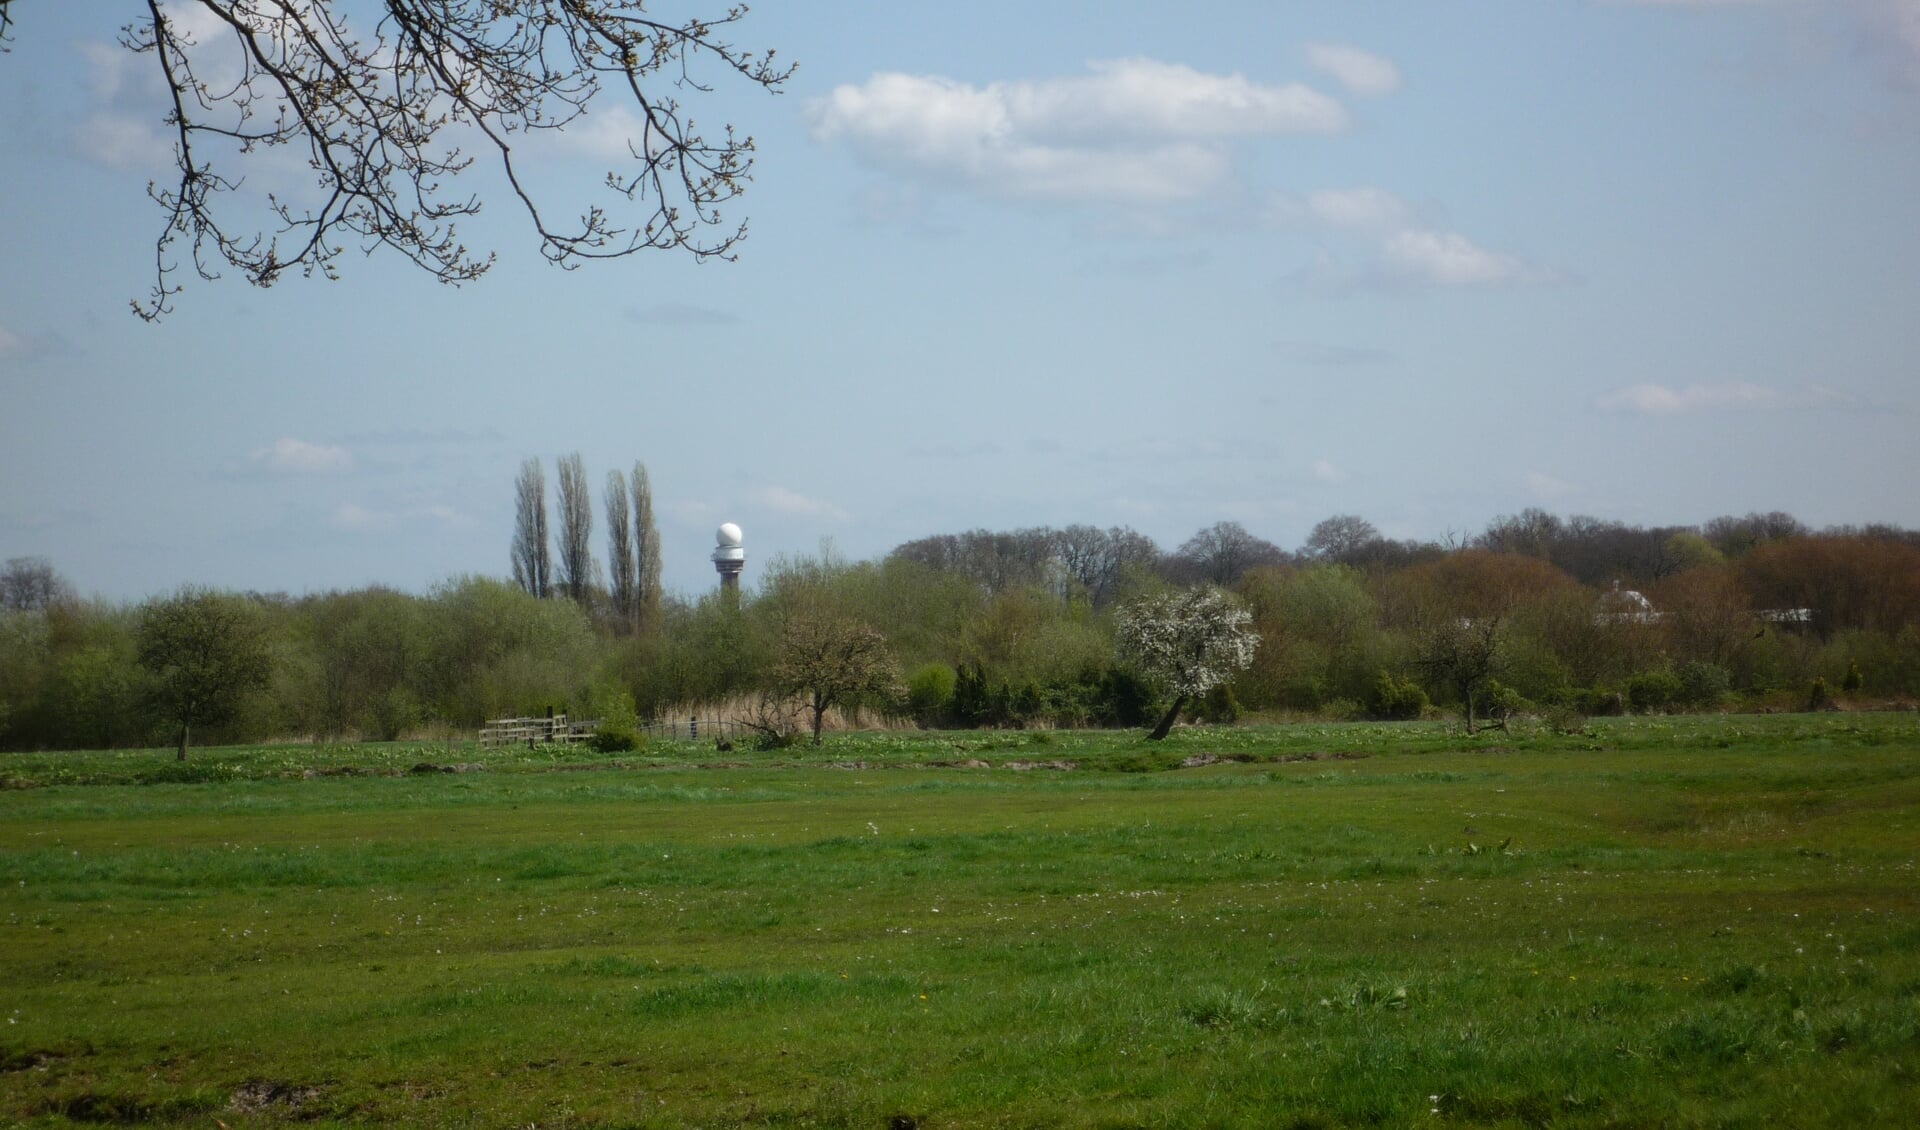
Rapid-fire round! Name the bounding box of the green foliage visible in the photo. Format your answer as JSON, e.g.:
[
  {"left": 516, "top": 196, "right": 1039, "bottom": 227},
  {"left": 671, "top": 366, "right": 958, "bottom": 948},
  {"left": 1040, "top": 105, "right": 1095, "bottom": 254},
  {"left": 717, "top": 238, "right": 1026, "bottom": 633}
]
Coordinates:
[
  {"left": 588, "top": 726, "right": 641, "bottom": 753},
  {"left": 1807, "top": 677, "right": 1833, "bottom": 711},
  {"left": 1369, "top": 669, "right": 1429, "bottom": 720},
  {"left": 1572, "top": 686, "right": 1627, "bottom": 716},
  {"left": 1188, "top": 682, "right": 1241, "bottom": 724},
  {"left": 1675, "top": 660, "right": 1733, "bottom": 708},
  {"left": 905, "top": 663, "right": 957, "bottom": 727},
  {"left": 1239, "top": 565, "right": 1384, "bottom": 709},
  {"left": 951, "top": 662, "right": 991, "bottom": 728},
  {"left": 584, "top": 681, "right": 642, "bottom": 752},
  {"left": 1480, "top": 678, "right": 1529, "bottom": 725},
  {"left": 16, "top": 523, "right": 1920, "bottom": 754},
  {"left": 1625, "top": 666, "right": 1685, "bottom": 714},
  {"left": 366, "top": 684, "right": 424, "bottom": 741},
  {"left": 749, "top": 727, "right": 803, "bottom": 751},
  {"left": 1543, "top": 703, "right": 1588, "bottom": 735},
  {"left": 1318, "top": 696, "right": 1364, "bottom": 722},
  {"left": 1094, "top": 666, "right": 1157, "bottom": 728},
  {"left": 425, "top": 576, "right": 601, "bottom": 725},
  {"left": 136, "top": 588, "right": 273, "bottom": 756}
]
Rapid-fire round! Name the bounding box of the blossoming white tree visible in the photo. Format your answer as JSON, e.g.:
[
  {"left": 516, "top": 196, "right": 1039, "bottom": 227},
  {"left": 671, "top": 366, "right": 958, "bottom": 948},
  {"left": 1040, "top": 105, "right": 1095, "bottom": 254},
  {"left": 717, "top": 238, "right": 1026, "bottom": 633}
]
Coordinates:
[{"left": 1115, "top": 586, "right": 1260, "bottom": 740}]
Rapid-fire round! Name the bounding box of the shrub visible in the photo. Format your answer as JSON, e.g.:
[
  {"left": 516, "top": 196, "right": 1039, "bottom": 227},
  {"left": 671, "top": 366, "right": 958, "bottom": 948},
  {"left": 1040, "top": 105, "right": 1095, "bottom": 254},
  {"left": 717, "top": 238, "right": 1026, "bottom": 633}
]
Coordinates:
[
  {"left": 1676, "top": 661, "right": 1733, "bottom": 709},
  {"left": 1544, "top": 704, "right": 1588, "bottom": 736},
  {"left": 951, "top": 663, "right": 991, "bottom": 728},
  {"left": 1319, "top": 697, "right": 1364, "bottom": 722},
  {"left": 366, "top": 685, "right": 423, "bottom": 742},
  {"left": 1481, "top": 679, "right": 1529, "bottom": 726},
  {"left": 905, "top": 663, "right": 956, "bottom": 727},
  {"left": 589, "top": 725, "right": 640, "bottom": 753},
  {"left": 1095, "top": 667, "right": 1157, "bottom": 729},
  {"left": 1807, "top": 677, "right": 1834, "bottom": 711},
  {"left": 1841, "top": 659, "right": 1864, "bottom": 693},
  {"left": 1010, "top": 681, "right": 1046, "bottom": 726},
  {"left": 1625, "top": 667, "right": 1685, "bottom": 714},
  {"left": 751, "top": 728, "right": 804, "bottom": 752},
  {"left": 1573, "top": 686, "right": 1626, "bottom": 716},
  {"left": 1368, "top": 669, "right": 1428, "bottom": 721},
  {"left": 1190, "top": 682, "right": 1241, "bottom": 724}
]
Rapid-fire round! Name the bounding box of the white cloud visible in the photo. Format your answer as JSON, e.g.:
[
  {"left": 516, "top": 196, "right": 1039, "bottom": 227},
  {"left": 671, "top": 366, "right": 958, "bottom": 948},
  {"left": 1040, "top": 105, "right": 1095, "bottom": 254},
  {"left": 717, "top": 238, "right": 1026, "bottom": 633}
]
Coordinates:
[
  {"left": 1595, "top": 382, "right": 1848, "bottom": 415},
  {"left": 330, "top": 503, "right": 389, "bottom": 531},
  {"left": 75, "top": 40, "right": 173, "bottom": 170},
  {"left": 1527, "top": 471, "right": 1574, "bottom": 500},
  {"left": 250, "top": 437, "right": 353, "bottom": 474},
  {"left": 533, "top": 103, "right": 650, "bottom": 160},
  {"left": 1384, "top": 229, "right": 1540, "bottom": 286},
  {"left": 809, "top": 59, "right": 1347, "bottom": 204},
  {"left": 74, "top": 112, "right": 176, "bottom": 170},
  {"left": 1306, "top": 186, "right": 1412, "bottom": 230},
  {"left": 1311, "top": 459, "right": 1347, "bottom": 484},
  {"left": 1269, "top": 189, "right": 1552, "bottom": 289},
  {"left": 330, "top": 500, "right": 463, "bottom": 532},
  {"left": 756, "top": 486, "right": 851, "bottom": 523},
  {"left": 1864, "top": 0, "right": 1920, "bottom": 82},
  {"left": 74, "top": 4, "right": 247, "bottom": 171},
  {"left": 1306, "top": 44, "right": 1403, "bottom": 97}
]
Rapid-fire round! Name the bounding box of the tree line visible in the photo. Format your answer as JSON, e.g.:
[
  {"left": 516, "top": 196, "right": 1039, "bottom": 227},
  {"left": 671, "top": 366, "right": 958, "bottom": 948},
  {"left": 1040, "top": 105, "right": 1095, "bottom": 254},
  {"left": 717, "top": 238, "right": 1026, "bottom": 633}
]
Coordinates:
[{"left": 3, "top": 506, "right": 1918, "bottom": 752}]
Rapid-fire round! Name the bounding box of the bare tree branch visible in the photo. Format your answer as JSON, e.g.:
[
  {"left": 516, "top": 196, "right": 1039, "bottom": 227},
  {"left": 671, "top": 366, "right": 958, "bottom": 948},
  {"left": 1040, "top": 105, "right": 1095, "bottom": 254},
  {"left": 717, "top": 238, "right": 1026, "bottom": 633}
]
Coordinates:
[{"left": 1, "top": 1, "right": 792, "bottom": 318}]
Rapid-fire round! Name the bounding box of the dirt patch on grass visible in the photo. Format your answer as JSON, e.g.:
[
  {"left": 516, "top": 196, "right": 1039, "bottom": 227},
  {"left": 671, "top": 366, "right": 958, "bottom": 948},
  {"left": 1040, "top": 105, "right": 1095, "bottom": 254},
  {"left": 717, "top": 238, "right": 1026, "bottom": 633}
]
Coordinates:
[
  {"left": 42, "top": 1090, "right": 217, "bottom": 1125},
  {"left": 229, "top": 1078, "right": 329, "bottom": 1115},
  {"left": 1185, "top": 750, "right": 1373, "bottom": 768},
  {"left": 0, "top": 1046, "right": 70, "bottom": 1072}
]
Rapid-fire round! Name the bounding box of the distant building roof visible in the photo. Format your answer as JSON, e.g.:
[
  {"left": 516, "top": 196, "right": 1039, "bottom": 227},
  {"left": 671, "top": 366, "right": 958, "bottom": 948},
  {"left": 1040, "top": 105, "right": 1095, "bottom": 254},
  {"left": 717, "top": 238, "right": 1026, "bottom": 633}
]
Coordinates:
[{"left": 1596, "top": 580, "right": 1660, "bottom": 625}]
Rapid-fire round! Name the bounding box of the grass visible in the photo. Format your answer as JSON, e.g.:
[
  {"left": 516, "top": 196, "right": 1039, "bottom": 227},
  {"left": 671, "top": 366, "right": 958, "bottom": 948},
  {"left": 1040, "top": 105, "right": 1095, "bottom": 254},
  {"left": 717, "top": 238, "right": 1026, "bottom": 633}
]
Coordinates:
[{"left": 3, "top": 713, "right": 1918, "bottom": 1126}]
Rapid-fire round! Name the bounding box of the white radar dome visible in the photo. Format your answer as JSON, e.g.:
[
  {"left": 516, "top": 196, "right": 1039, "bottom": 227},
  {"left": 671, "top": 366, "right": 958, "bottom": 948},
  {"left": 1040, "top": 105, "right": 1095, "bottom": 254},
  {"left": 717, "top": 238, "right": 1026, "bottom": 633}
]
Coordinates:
[{"left": 716, "top": 522, "right": 743, "bottom": 547}]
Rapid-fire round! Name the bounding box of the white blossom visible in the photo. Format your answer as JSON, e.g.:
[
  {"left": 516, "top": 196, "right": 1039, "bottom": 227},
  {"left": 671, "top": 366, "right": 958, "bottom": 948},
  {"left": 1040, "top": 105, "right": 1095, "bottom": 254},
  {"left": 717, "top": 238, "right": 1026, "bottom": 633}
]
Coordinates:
[{"left": 1115, "top": 586, "right": 1260, "bottom": 697}]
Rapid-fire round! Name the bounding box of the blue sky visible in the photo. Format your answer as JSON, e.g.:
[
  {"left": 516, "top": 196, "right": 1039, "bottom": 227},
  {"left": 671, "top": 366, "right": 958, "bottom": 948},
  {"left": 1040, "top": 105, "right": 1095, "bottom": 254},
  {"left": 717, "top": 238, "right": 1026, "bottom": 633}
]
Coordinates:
[{"left": 3, "top": 1, "right": 1917, "bottom": 601}]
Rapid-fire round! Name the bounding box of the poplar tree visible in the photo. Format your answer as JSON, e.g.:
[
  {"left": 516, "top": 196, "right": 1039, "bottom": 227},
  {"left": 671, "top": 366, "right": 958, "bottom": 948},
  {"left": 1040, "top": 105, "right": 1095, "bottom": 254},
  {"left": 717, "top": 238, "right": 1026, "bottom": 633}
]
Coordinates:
[
  {"left": 632, "top": 463, "right": 664, "bottom": 633},
  {"left": 510, "top": 458, "right": 550, "bottom": 599},
  {"left": 556, "top": 453, "right": 594, "bottom": 605},
  {"left": 604, "top": 471, "right": 637, "bottom": 632}
]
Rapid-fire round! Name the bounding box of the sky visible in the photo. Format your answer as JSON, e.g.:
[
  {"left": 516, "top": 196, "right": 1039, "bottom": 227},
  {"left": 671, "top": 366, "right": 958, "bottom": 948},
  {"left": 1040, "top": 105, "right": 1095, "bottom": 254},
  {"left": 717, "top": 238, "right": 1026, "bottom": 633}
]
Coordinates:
[{"left": 2, "top": 0, "right": 1918, "bottom": 603}]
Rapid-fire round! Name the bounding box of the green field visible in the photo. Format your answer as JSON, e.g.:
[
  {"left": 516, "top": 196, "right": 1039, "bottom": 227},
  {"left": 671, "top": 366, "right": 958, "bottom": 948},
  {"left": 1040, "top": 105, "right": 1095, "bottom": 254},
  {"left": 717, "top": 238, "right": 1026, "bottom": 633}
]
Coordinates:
[{"left": 4, "top": 715, "right": 1919, "bottom": 1127}]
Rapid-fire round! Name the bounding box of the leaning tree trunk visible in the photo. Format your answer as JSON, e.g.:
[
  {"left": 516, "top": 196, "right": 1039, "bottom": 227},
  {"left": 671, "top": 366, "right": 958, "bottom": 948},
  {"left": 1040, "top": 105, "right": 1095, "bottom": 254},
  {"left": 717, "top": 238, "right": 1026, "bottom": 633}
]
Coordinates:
[
  {"left": 811, "top": 694, "right": 828, "bottom": 747},
  {"left": 177, "top": 723, "right": 190, "bottom": 761},
  {"left": 1147, "top": 695, "right": 1188, "bottom": 742}
]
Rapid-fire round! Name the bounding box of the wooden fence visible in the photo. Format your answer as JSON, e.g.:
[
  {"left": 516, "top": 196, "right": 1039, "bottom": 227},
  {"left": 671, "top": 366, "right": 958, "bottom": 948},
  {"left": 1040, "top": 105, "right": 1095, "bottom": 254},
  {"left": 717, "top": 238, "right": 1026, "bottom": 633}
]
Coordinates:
[
  {"left": 641, "top": 718, "right": 746, "bottom": 744},
  {"left": 478, "top": 714, "right": 598, "bottom": 748}
]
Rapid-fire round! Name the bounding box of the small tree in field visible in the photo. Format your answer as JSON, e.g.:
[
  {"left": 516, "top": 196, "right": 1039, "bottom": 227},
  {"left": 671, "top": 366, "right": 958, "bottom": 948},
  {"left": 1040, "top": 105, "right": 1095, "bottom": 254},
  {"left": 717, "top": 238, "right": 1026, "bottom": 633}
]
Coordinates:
[
  {"left": 770, "top": 598, "right": 899, "bottom": 746},
  {"left": 136, "top": 588, "right": 272, "bottom": 759},
  {"left": 1414, "top": 615, "right": 1504, "bottom": 733},
  {"left": 1116, "top": 587, "right": 1260, "bottom": 740}
]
